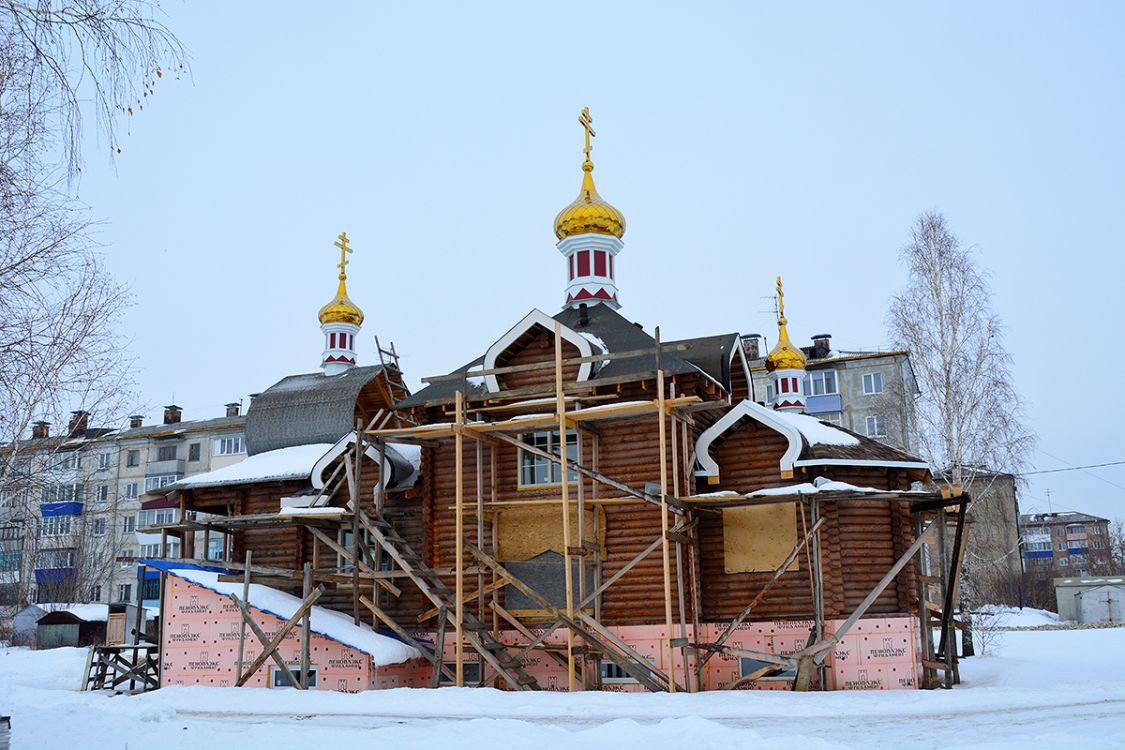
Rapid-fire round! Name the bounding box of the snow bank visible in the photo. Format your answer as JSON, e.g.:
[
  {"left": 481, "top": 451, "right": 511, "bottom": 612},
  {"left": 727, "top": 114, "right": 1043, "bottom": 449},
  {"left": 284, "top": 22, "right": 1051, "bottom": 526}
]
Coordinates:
[
  {"left": 174, "top": 444, "right": 334, "bottom": 489},
  {"left": 769, "top": 410, "right": 860, "bottom": 447},
  {"left": 975, "top": 605, "right": 1067, "bottom": 628},
  {"left": 163, "top": 567, "right": 419, "bottom": 665}
]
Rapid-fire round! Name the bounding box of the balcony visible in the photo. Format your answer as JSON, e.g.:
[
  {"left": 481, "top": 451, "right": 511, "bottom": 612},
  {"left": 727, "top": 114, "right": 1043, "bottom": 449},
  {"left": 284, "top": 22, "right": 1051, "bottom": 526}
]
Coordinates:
[
  {"left": 805, "top": 394, "right": 843, "bottom": 415},
  {"left": 146, "top": 459, "right": 185, "bottom": 477}
]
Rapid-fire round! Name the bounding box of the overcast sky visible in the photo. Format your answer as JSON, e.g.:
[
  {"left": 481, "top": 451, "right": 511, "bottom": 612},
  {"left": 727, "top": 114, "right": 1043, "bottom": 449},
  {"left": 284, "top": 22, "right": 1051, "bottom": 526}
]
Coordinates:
[{"left": 74, "top": 2, "right": 1125, "bottom": 518}]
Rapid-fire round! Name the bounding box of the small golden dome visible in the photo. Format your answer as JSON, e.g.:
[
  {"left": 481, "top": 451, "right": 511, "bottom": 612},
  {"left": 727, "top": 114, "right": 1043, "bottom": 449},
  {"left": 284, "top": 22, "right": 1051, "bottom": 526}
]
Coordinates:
[
  {"left": 318, "top": 277, "right": 364, "bottom": 326},
  {"left": 765, "top": 276, "right": 806, "bottom": 372},
  {"left": 554, "top": 159, "right": 626, "bottom": 240}
]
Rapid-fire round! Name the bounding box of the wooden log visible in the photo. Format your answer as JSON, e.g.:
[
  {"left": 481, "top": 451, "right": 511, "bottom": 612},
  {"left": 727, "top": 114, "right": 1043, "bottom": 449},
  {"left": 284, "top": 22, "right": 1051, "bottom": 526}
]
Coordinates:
[
  {"left": 232, "top": 587, "right": 324, "bottom": 688},
  {"left": 556, "top": 321, "right": 577, "bottom": 693},
  {"left": 235, "top": 551, "right": 252, "bottom": 680}
]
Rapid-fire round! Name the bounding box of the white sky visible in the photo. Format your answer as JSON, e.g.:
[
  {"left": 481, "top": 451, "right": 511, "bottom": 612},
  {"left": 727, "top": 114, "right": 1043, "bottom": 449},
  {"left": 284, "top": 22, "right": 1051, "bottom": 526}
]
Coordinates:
[{"left": 73, "top": 2, "right": 1125, "bottom": 519}]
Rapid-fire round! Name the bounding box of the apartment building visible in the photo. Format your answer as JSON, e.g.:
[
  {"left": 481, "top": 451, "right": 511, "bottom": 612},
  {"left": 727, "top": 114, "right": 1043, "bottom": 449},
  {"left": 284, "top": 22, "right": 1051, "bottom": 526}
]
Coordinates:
[
  {"left": 0, "top": 403, "right": 248, "bottom": 623},
  {"left": 742, "top": 333, "right": 919, "bottom": 452},
  {"left": 1020, "top": 512, "right": 1113, "bottom": 578}
]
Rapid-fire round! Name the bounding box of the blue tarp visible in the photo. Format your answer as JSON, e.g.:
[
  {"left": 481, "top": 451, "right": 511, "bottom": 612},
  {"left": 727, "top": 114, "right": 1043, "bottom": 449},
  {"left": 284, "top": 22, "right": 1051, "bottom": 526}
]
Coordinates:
[{"left": 40, "top": 502, "right": 83, "bottom": 517}]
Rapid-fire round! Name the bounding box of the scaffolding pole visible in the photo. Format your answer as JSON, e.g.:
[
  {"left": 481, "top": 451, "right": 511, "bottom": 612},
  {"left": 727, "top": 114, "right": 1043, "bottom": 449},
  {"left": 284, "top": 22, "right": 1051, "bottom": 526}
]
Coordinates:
[
  {"left": 555, "top": 322, "right": 577, "bottom": 692},
  {"left": 655, "top": 327, "right": 675, "bottom": 693}
]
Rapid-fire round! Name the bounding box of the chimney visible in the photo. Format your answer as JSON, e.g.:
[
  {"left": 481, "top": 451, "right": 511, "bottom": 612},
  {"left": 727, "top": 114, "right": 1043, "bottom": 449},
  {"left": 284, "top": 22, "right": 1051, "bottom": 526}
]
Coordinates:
[
  {"left": 67, "top": 410, "right": 89, "bottom": 438},
  {"left": 225, "top": 402, "right": 241, "bottom": 418},
  {"left": 31, "top": 421, "right": 51, "bottom": 439},
  {"left": 129, "top": 415, "right": 144, "bottom": 429},
  {"left": 578, "top": 302, "right": 589, "bottom": 327},
  {"left": 741, "top": 333, "right": 762, "bottom": 360},
  {"left": 163, "top": 405, "right": 182, "bottom": 425},
  {"left": 248, "top": 392, "right": 261, "bottom": 402},
  {"left": 811, "top": 334, "right": 832, "bottom": 360}
]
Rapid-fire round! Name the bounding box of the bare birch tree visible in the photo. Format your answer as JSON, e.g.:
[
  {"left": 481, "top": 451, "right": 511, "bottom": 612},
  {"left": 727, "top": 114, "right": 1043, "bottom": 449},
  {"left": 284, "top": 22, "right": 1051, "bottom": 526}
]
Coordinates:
[
  {"left": 888, "top": 211, "right": 1035, "bottom": 652},
  {"left": 0, "top": 2, "right": 186, "bottom": 609}
]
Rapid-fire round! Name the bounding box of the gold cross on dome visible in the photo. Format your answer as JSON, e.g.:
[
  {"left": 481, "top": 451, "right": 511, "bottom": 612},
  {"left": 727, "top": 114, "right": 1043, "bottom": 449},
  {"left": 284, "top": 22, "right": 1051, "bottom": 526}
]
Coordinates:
[
  {"left": 776, "top": 276, "right": 786, "bottom": 319},
  {"left": 334, "top": 231, "right": 352, "bottom": 279},
  {"left": 579, "top": 106, "right": 596, "bottom": 159}
]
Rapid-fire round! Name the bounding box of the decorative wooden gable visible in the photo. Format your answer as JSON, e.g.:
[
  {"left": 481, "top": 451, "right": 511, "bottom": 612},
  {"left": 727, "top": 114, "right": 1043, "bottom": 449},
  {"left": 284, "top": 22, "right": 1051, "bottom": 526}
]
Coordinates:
[{"left": 482, "top": 309, "right": 595, "bottom": 392}]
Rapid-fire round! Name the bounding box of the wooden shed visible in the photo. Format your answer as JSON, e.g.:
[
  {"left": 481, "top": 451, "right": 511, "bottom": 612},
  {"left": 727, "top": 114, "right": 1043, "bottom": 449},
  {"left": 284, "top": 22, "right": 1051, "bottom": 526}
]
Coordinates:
[{"left": 35, "top": 610, "right": 106, "bottom": 649}]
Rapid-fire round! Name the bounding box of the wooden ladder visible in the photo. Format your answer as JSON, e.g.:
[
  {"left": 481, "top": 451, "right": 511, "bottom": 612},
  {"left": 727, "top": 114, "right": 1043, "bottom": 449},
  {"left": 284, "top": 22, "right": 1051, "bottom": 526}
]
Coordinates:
[
  {"left": 915, "top": 509, "right": 957, "bottom": 689},
  {"left": 374, "top": 336, "right": 418, "bottom": 428},
  {"left": 358, "top": 510, "right": 541, "bottom": 691}
]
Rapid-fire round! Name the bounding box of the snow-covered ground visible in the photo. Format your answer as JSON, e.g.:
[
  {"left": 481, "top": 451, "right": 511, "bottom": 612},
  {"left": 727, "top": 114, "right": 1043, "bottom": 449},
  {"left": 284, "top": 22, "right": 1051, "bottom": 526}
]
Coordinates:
[{"left": 3, "top": 627, "right": 1125, "bottom": 749}]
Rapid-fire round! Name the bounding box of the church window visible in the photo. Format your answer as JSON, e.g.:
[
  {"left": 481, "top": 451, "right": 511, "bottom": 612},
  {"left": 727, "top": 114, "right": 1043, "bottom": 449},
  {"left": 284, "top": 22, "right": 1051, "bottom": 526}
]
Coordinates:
[
  {"left": 518, "top": 430, "right": 578, "bottom": 486},
  {"left": 791, "top": 378, "right": 799, "bottom": 392},
  {"left": 609, "top": 254, "right": 614, "bottom": 278},
  {"left": 779, "top": 378, "right": 789, "bottom": 394},
  {"left": 576, "top": 250, "right": 590, "bottom": 277},
  {"left": 593, "top": 250, "right": 607, "bottom": 276},
  {"left": 569, "top": 255, "right": 574, "bottom": 280}
]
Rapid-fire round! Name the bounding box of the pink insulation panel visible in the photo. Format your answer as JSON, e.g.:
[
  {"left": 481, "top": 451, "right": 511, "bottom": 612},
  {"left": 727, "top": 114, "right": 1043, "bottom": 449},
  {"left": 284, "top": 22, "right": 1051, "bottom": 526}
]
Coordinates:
[{"left": 161, "top": 575, "right": 375, "bottom": 692}]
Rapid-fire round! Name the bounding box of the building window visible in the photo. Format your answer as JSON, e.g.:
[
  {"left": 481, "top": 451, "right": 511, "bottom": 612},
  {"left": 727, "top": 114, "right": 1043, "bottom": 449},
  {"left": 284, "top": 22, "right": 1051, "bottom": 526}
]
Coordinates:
[
  {"left": 213, "top": 436, "right": 244, "bottom": 456},
  {"left": 144, "top": 475, "right": 181, "bottom": 492},
  {"left": 120, "top": 549, "right": 134, "bottom": 568},
  {"left": 805, "top": 370, "right": 838, "bottom": 396},
  {"left": 42, "top": 482, "right": 83, "bottom": 503},
  {"left": 38, "top": 548, "right": 76, "bottom": 568},
  {"left": 39, "top": 516, "right": 72, "bottom": 537},
  {"left": 1092, "top": 526, "right": 1103, "bottom": 535},
  {"left": 207, "top": 535, "right": 227, "bottom": 561},
  {"left": 1056, "top": 528, "right": 1065, "bottom": 537},
  {"left": 92, "top": 517, "right": 107, "bottom": 537},
  {"left": 1024, "top": 541, "right": 1052, "bottom": 552},
  {"left": 576, "top": 250, "right": 590, "bottom": 277},
  {"left": 124, "top": 482, "right": 138, "bottom": 499},
  {"left": 126, "top": 450, "right": 140, "bottom": 467},
  {"left": 98, "top": 452, "right": 113, "bottom": 470},
  {"left": 0, "top": 550, "right": 21, "bottom": 572},
  {"left": 117, "top": 583, "right": 132, "bottom": 602},
  {"left": 271, "top": 665, "right": 317, "bottom": 689},
  {"left": 91, "top": 585, "right": 102, "bottom": 602},
  {"left": 123, "top": 516, "right": 135, "bottom": 534},
  {"left": 1094, "top": 540, "right": 1106, "bottom": 549},
  {"left": 157, "top": 445, "right": 177, "bottom": 462},
  {"left": 438, "top": 661, "right": 480, "bottom": 686},
  {"left": 865, "top": 415, "right": 886, "bottom": 438},
  {"left": 601, "top": 662, "right": 638, "bottom": 684},
  {"left": 59, "top": 452, "right": 82, "bottom": 470},
  {"left": 138, "top": 507, "right": 178, "bottom": 528},
  {"left": 593, "top": 250, "right": 607, "bottom": 276},
  {"left": 1059, "top": 558, "right": 1069, "bottom": 566},
  {"left": 95, "top": 484, "right": 109, "bottom": 503},
  {"left": 568, "top": 255, "right": 574, "bottom": 280},
  {"left": 821, "top": 412, "right": 844, "bottom": 425},
  {"left": 338, "top": 528, "right": 373, "bottom": 573},
  {"left": 1057, "top": 542, "right": 1066, "bottom": 551},
  {"left": 188, "top": 443, "right": 201, "bottom": 462},
  {"left": 518, "top": 430, "right": 578, "bottom": 486},
  {"left": 863, "top": 372, "right": 884, "bottom": 395},
  {"left": 765, "top": 383, "right": 775, "bottom": 403},
  {"left": 1066, "top": 525, "right": 1085, "bottom": 535},
  {"left": 139, "top": 540, "right": 180, "bottom": 558}
]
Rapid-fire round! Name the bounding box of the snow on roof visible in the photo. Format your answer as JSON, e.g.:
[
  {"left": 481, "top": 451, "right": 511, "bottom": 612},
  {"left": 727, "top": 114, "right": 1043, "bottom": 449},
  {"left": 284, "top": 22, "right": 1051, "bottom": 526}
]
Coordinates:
[
  {"left": 745, "top": 478, "right": 926, "bottom": 498},
  {"left": 768, "top": 410, "right": 860, "bottom": 447},
  {"left": 163, "top": 566, "right": 420, "bottom": 666},
  {"left": 38, "top": 603, "right": 110, "bottom": 622},
  {"left": 173, "top": 443, "right": 334, "bottom": 489}
]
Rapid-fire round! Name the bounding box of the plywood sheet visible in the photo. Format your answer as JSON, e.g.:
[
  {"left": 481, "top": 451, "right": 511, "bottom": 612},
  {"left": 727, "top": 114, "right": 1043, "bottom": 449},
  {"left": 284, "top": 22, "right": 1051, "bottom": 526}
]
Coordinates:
[
  {"left": 496, "top": 505, "right": 603, "bottom": 562},
  {"left": 722, "top": 502, "right": 800, "bottom": 573}
]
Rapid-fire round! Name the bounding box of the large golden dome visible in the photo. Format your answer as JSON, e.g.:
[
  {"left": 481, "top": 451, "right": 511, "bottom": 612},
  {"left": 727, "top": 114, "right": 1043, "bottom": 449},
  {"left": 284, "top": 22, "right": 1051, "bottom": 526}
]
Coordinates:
[
  {"left": 765, "top": 276, "right": 806, "bottom": 372},
  {"left": 554, "top": 159, "right": 626, "bottom": 240},
  {"left": 318, "top": 277, "right": 364, "bottom": 326}
]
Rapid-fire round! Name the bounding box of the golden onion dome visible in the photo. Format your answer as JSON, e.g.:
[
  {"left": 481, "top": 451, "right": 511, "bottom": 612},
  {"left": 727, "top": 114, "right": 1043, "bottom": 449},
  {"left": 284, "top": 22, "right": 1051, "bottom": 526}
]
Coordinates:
[
  {"left": 765, "top": 276, "right": 806, "bottom": 372},
  {"left": 554, "top": 158, "right": 626, "bottom": 240},
  {"left": 318, "top": 277, "right": 364, "bottom": 326}
]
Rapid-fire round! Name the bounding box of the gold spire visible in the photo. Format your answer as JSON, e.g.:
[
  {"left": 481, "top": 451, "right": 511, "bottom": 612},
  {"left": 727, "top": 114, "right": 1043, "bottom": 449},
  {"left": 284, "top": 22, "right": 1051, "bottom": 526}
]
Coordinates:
[
  {"left": 765, "top": 276, "right": 806, "bottom": 372},
  {"left": 554, "top": 107, "right": 626, "bottom": 240},
  {"left": 318, "top": 231, "right": 365, "bottom": 326}
]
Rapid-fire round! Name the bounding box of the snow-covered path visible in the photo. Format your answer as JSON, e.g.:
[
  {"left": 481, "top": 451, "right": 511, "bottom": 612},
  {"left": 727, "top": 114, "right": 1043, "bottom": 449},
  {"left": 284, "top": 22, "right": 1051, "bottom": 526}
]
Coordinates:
[{"left": 3, "top": 626, "right": 1125, "bottom": 749}]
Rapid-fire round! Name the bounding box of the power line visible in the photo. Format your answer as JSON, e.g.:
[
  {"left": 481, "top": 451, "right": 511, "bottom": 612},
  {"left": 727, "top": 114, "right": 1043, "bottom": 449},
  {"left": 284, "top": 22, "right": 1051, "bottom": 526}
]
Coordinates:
[{"left": 1019, "top": 460, "right": 1125, "bottom": 476}]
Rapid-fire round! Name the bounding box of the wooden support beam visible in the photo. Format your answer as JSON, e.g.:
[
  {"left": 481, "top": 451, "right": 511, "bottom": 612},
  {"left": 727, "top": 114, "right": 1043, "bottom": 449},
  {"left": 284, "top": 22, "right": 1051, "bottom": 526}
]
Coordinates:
[
  {"left": 232, "top": 586, "right": 324, "bottom": 687},
  {"left": 417, "top": 578, "right": 509, "bottom": 623},
  {"left": 432, "top": 605, "right": 448, "bottom": 689},
  {"left": 555, "top": 321, "right": 577, "bottom": 693},
  {"left": 304, "top": 526, "right": 401, "bottom": 596},
  {"left": 301, "top": 562, "right": 312, "bottom": 689},
  {"left": 455, "top": 389, "right": 465, "bottom": 687},
  {"left": 655, "top": 326, "right": 675, "bottom": 693},
  {"left": 235, "top": 550, "right": 252, "bottom": 680}
]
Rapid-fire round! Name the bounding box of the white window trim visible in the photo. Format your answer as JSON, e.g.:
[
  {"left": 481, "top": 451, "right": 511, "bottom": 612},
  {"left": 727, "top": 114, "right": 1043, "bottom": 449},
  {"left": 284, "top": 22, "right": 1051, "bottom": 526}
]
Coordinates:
[
  {"left": 863, "top": 372, "right": 885, "bottom": 395},
  {"left": 805, "top": 369, "right": 839, "bottom": 397},
  {"left": 865, "top": 415, "right": 887, "bottom": 438},
  {"left": 517, "top": 430, "right": 578, "bottom": 488},
  {"left": 270, "top": 665, "right": 318, "bottom": 689}
]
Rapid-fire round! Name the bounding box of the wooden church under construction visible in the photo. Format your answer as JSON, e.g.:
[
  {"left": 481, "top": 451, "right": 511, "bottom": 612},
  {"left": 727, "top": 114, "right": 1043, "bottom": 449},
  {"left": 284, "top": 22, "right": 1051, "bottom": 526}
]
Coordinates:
[{"left": 140, "top": 109, "right": 968, "bottom": 694}]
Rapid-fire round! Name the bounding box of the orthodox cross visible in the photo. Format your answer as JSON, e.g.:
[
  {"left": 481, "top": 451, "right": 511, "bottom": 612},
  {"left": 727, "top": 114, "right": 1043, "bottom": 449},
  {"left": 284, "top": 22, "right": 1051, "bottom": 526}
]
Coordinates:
[
  {"left": 334, "top": 231, "right": 352, "bottom": 279},
  {"left": 776, "top": 276, "right": 786, "bottom": 320},
  {"left": 579, "top": 106, "right": 596, "bottom": 159}
]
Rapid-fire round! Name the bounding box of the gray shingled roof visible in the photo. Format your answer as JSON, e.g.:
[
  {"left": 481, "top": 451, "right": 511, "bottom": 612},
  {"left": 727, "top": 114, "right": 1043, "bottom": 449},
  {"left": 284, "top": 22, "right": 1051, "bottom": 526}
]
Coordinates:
[
  {"left": 397, "top": 305, "right": 734, "bottom": 408},
  {"left": 114, "top": 415, "right": 244, "bottom": 441},
  {"left": 245, "top": 365, "right": 386, "bottom": 455}
]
